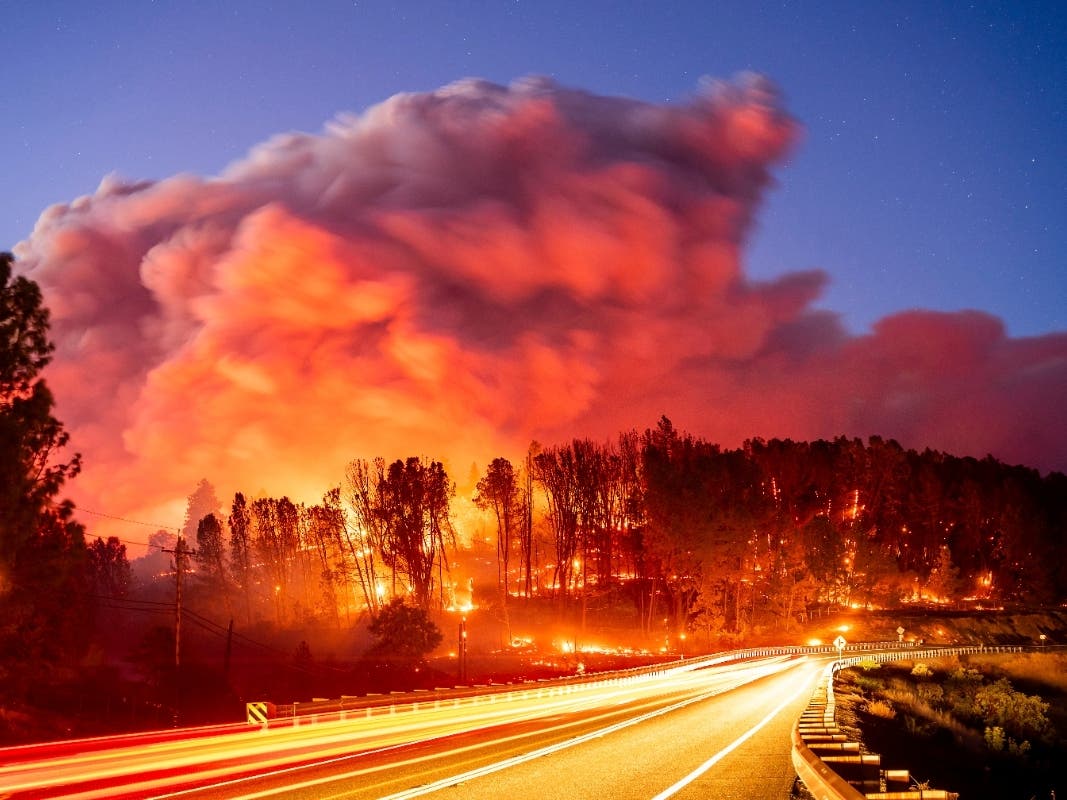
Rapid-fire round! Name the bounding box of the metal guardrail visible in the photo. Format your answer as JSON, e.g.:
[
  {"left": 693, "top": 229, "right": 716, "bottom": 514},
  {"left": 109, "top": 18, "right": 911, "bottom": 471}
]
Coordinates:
[
  {"left": 792, "top": 645, "right": 1024, "bottom": 800},
  {"left": 253, "top": 642, "right": 1033, "bottom": 797},
  {"left": 271, "top": 640, "right": 917, "bottom": 720}
]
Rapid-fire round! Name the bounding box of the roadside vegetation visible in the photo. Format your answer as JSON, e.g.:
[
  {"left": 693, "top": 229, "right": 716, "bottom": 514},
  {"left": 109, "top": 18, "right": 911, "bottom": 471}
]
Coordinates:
[{"left": 836, "top": 653, "right": 1066, "bottom": 799}]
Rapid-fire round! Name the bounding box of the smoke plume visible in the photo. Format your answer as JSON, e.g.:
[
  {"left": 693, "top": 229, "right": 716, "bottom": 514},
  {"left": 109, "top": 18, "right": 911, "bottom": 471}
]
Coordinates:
[{"left": 15, "top": 75, "right": 1067, "bottom": 536}]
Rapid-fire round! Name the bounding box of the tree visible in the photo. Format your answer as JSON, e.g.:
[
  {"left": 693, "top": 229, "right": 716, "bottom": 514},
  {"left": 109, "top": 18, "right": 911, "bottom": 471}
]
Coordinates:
[
  {"left": 194, "top": 512, "right": 230, "bottom": 612},
  {"left": 251, "top": 497, "right": 291, "bottom": 623},
  {"left": 639, "top": 418, "right": 742, "bottom": 635},
  {"left": 375, "top": 458, "right": 455, "bottom": 610},
  {"left": 182, "top": 479, "right": 221, "bottom": 541},
  {"left": 518, "top": 442, "right": 540, "bottom": 598},
  {"left": 345, "top": 459, "right": 388, "bottom": 614},
  {"left": 0, "top": 252, "right": 88, "bottom": 692},
  {"left": 532, "top": 444, "right": 581, "bottom": 603},
  {"left": 801, "top": 515, "right": 847, "bottom": 603},
  {"left": 366, "top": 597, "right": 443, "bottom": 660},
  {"left": 304, "top": 489, "right": 346, "bottom": 625},
  {"left": 475, "top": 458, "right": 520, "bottom": 600},
  {"left": 227, "top": 493, "right": 253, "bottom": 623},
  {"left": 88, "top": 536, "right": 133, "bottom": 600},
  {"left": 924, "top": 543, "right": 962, "bottom": 603}
]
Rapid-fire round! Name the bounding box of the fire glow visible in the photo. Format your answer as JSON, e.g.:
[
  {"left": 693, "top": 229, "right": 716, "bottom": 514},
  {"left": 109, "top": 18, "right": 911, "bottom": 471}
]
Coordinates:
[{"left": 13, "top": 75, "right": 1067, "bottom": 535}]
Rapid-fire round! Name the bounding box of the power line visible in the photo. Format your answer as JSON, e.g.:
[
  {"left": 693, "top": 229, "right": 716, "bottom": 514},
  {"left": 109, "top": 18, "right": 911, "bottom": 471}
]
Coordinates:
[
  {"left": 89, "top": 533, "right": 172, "bottom": 552},
  {"left": 84, "top": 591, "right": 341, "bottom": 676},
  {"left": 83, "top": 592, "right": 175, "bottom": 610},
  {"left": 77, "top": 505, "right": 179, "bottom": 533},
  {"left": 46, "top": 500, "right": 180, "bottom": 551}
]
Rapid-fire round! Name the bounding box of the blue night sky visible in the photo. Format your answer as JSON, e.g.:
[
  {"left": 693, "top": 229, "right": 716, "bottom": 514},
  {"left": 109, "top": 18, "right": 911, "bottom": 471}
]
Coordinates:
[{"left": 3, "top": 0, "right": 1064, "bottom": 338}]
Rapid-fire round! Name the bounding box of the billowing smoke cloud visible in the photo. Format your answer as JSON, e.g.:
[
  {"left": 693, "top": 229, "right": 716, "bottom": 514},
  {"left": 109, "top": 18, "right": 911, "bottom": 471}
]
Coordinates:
[{"left": 15, "top": 75, "right": 1067, "bottom": 536}]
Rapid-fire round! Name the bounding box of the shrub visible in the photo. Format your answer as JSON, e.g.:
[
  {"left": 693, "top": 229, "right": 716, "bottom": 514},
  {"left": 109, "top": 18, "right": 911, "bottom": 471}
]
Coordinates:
[
  {"left": 857, "top": 657, "right": 881, "bottom": 672},
  {"left": 916, "top": 682, "right": 944, "bottom": 707},
  {"left": 974, "top": 678, "right": 1051, "bottom": 742},
  {"left": 947, "top": 667, "right": 983, "bottom": 688},
  {"left": 1007, "top": 738, "right": 1031, "bottom": 758},
  {"left": 864, "top": 699, "right": 896, "bottom": 719},
  {"left": 854, "top": 674, "right": 885, "bottom": 692},
  {"left": 945, "top": 667, "right": 984, "bottom": 717},
  {"left": 984, "top": 726, "right": 1033, "bottom": 759},
  {"left": 366, "top": 598, "right": 443, "bottom": 659},
  {"left": 984, "top": 725, "right": 1005, "bottom": 751},
  {"left": 904, "top": 714, "right": 934, "bottom": 737},
  {"left": 911, "top": 662, "right": 933, "bottom": 679}
]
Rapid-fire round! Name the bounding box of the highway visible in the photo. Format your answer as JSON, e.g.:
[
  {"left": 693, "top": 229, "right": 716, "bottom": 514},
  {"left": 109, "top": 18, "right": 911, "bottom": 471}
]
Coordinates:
[{"left": 0, "top": 655, "right": 827, "bottom": 799}]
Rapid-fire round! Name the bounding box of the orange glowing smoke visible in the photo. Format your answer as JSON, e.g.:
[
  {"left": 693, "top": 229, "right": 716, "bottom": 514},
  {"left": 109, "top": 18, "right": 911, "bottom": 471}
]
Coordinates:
[{"left": 13, "top": 75, "right": 1067, "bottom": 539}]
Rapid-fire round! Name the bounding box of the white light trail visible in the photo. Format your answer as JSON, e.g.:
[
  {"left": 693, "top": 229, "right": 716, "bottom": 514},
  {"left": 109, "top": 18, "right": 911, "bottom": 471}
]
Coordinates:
[
  {"left": 649, "top": 662, "right": 820, "bottom": 800},
  {"left": 276, "top": 658, "right": 800, "bottom": 800},
  {"left": 1, "top": 656, "right": 808, "bottom": 799}
]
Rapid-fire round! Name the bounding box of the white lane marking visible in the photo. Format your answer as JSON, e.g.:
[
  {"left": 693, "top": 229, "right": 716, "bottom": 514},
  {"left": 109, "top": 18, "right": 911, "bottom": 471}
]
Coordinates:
[
  {"left": 368, "top": 659, "right": 805, "bottom": 800},
  {"left": 150, "top": 658, "right": 804, "bottom": 800},
  {"left": 368, "top": 694, "right": 742, "bottom": 800},
  {"left": 650, "top": 665, "right": 818, "bottom": 800}
]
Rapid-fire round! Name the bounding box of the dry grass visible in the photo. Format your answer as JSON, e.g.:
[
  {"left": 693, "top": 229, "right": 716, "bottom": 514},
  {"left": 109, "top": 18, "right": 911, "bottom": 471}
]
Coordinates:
[
  {"left": 863, "top": 698, "right": 897, "bottom": 719},
  {"left": 977, "top": 652, "right": 1067, "bottom": 693}
]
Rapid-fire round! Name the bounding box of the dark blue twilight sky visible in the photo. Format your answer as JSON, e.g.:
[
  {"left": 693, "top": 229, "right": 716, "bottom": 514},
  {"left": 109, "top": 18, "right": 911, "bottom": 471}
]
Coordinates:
[
  {"left": 4, "top": 1, "right": 1067, "bottom": 528},
  {"left": 3, "top": 0, "right": 1063, "bottom": 337}
]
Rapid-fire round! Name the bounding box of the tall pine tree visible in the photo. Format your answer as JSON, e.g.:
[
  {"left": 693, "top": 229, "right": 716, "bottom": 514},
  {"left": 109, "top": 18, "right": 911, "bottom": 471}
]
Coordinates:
[{"left": 0, "top": 252, "right": 88, "bottom": 696}]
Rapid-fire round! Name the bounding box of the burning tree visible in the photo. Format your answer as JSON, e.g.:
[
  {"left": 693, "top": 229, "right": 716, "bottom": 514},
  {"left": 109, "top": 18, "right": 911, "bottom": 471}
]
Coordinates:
[
  {"left": 346, "top": 456, "right": 456, "bottom": 613},
  {"left": 475, "top": 457, "right": 520, "bottom": 600}
]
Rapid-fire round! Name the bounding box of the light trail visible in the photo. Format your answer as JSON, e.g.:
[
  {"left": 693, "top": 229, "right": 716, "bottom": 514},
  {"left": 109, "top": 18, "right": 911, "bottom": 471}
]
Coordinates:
[
  {"left": 153, "top": 657, "right": 806, "bottom": 800},
  {"left": 374, "top": 657, "right": 809, "bottom": 800},
  {"left": 0, "top": 655, "right": 809, "bottom": 799},
  {"left": 649, "top": 661, "right": 820, "bottom": 799}
]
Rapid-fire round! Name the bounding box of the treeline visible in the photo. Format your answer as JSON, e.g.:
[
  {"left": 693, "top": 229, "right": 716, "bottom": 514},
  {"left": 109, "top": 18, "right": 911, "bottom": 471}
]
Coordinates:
[
  {"left": 145, "top": 417, "right": 1066, "bottom": 643},
  {"left": 169, "top": 457, "right": 457, "bottom": 627}
]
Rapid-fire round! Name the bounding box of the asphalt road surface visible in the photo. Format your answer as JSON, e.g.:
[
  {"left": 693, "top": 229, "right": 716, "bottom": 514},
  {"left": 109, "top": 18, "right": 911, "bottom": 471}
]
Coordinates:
[{"left": 1, "top": 655, "right": 826, "bottom": 800}]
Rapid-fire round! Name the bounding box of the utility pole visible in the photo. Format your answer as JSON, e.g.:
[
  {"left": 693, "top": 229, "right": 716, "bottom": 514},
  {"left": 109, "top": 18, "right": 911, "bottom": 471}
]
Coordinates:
[
  {"left": 224, "top": 618, "right": 234, "bottom": 680},
  {"left": 161, "top": 534, "right": 195, "bottom": 669},
  {"left": 161, "top": 533, "right": 196, "bottom": 726},
  {"left": 458, "top": 617, "right": 468, "bottom": 682},
  {"left": 175, "top": 536, "right": 185, "bottom": 668}
]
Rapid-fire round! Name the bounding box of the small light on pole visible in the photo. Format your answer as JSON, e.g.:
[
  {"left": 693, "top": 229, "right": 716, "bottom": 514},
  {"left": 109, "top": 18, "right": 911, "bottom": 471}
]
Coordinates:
[
  {"left": 1039, "top": 634, "right": 1047, "bottom": 648},
  {"left": 458, "top": 616, "right": 468, "bottom": 682}
]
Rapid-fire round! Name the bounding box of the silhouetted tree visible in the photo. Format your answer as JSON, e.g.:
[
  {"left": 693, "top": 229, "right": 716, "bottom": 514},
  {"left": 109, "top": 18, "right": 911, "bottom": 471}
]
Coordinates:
[
  {"left": 194, "top": 512, "right": 230, "bottom": 613},
  {"left": 518, "top": 442, "right": 540, "bottom": 598},
  {"left": 533, "top": 444, "right": 582, "bottom": 603},
  {"left": 375, "top": 458, "right": 455, "bottom": 610},
  {"left": 182, "top": 479, "right": 221, "bottom": 541},
  {"left": 924, "top": 543, "right": 962, "bottom": 602},
  {"left": 0, "top": 252, "right": 88, "bottom": 694},
  {"left": 366, "top": 597, "right": 443, "bottom": 660},
  {"left": 305, "top": 489, "right": 345, "bottom": 624},
  {"left": 475, "top": 457, "right": 520, "bottom": 600},
  {"left": 228, "top": 493, "right": 253, "bottom": 623},
  {"left": 88, "top": 535, "right": 132, "bottom": 600},
  {"left": 344, "top": 458, "right": 388, "bottom": 613},
  {"left": 251, "top": 497, "right": 292, "bottom": 623}
]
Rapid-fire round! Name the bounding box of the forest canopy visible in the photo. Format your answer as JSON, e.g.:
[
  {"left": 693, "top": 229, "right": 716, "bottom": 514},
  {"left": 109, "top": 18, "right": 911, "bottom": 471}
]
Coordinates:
[{"left": 156, "top": 418, "right": 1065, "bottom": 646}]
